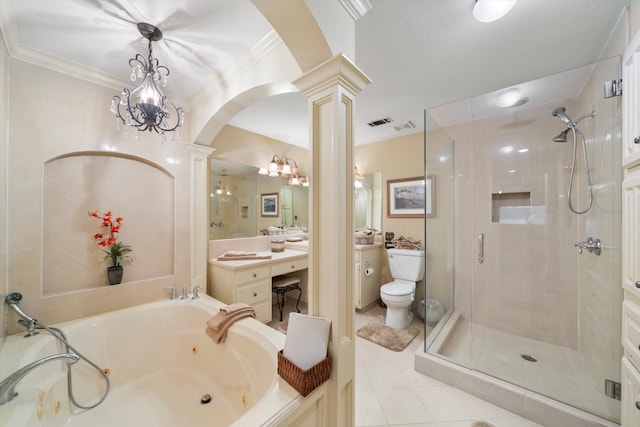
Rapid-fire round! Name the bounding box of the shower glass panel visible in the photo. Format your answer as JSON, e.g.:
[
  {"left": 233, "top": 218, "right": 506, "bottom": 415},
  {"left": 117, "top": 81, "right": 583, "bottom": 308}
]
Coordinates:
[{"left": 423, "top": 56, "right": 622, "bottom": 423}]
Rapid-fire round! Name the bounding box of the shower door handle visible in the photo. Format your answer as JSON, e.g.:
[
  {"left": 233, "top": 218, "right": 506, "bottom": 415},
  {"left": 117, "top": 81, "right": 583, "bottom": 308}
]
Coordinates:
[{"left": 478, "top": 233, "right": 484, "bottom": 264}]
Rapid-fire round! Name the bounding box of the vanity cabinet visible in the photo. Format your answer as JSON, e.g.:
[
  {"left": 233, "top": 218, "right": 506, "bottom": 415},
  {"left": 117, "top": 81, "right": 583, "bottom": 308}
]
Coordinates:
[
  {"left": 208, "top": 252, "right": 308, "bottom": 323},
  {"left": 622, "top": 31, "right": 640, "bottom": 424},
  {"left": 622, "top": 164, "right": 640, "bottom": 425},
  {"left": 623, "top": 30, "right": 640, "bottom": 168},
  {"left": 210, "top": 264, "right": 273, "bottom": 323},
  {"left": 354, "top": 244, "right": 381, "bottom": 310}
]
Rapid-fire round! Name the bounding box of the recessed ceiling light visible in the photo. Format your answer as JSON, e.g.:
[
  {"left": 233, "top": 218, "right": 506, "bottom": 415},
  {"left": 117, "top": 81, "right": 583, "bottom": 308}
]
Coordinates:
[
  {"left": 473, "top": 0, "right": 518, "bottom": 23},
  {"left": 496, "top": 88, "right": 528, "bottom": 108}
]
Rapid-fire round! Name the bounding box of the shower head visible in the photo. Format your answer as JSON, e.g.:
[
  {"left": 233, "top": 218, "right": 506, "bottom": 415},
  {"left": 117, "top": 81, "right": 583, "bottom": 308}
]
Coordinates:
[
  {"left": 552, "top": 106, "right": 573, "bottom": 125},
  {"left": 553, "top": 128, "right": 570, "bottom": 143},
  {"left": 5, "top": 292, "right": 37, "bottom": 323}
]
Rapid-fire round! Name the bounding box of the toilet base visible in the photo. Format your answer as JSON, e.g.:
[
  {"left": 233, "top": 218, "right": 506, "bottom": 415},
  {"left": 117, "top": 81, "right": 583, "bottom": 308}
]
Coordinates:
[{"left": 385, "top": 306, "right": 414, "bottom": 329}]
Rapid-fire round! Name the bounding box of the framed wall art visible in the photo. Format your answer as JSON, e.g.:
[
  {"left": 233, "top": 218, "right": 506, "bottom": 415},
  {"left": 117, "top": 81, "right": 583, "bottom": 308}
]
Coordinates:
[
  {"left": 261, "top": 193, "right": 279, "bottom": 217},
  {"left": 387, "top": 176, "right": 435, "bottom": 218}
]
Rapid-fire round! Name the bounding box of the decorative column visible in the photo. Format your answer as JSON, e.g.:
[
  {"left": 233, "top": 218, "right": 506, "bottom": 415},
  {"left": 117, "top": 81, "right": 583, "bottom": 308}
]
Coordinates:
[
  {"left": 294, "top": 54, "right": 370, "bottom": 427},
  {"left": 187, "top": 144, "right": 215, "bottom": 289}
]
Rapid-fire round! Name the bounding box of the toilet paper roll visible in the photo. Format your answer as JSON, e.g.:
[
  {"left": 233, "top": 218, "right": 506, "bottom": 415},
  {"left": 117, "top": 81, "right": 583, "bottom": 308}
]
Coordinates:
[{"left": 364, "top": 267, "right": 374, "bottom": 276}]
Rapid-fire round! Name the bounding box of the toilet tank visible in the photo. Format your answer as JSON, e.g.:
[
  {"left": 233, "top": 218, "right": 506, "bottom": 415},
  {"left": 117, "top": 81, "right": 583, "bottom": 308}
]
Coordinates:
[{"left": 387, "top": 248, "right": 425, "bottom": 282}]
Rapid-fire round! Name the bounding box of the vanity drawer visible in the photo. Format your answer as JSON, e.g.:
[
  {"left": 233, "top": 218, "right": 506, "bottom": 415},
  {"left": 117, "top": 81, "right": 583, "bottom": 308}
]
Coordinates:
[
  {"left": 623, "top": 299, "right": 640, "bottom": 370},
  {"left": 236, "top": 280, "right": 271, "bottom": 305},
  {"left": 272, "top": 257, "right": 309, "bottom": 276},
  {"left": 235, "top": 265, "right": 271, "bottom": 284},
  {"left": 253, "top": 301, "right": 272, "bottom": 323}
]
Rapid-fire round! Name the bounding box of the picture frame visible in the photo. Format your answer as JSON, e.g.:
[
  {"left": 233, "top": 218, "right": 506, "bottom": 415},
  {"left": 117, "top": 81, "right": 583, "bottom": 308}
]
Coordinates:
[
  {"left": 261, "top": 193, "right": 279, "bottom": 217},
  {"left": 387, "top": 176, "right": 435, "bottom": 218}
]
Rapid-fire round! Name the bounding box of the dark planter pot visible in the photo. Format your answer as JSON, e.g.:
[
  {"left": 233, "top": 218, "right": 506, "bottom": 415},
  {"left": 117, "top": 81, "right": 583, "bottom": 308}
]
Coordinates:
[{"left": 107, "top": 266, "right": 124, "bottom": 285}]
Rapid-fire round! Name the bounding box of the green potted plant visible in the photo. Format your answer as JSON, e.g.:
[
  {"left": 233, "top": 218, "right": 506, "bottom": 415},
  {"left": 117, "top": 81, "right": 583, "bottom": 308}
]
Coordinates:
[{"left": 89, "top": 210, "right": 132, "bottom": 285}]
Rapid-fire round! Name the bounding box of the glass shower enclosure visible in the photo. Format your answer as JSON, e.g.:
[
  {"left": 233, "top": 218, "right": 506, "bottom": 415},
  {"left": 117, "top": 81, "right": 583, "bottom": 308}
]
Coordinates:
[{"left": 422, "top": 56, "right": 622, "bottom": 423}]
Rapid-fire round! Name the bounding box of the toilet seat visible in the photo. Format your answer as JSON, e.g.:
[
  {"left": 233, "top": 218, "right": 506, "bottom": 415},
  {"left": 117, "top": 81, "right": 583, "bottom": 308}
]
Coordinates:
[{"left": 381, "top": 282, "right": 414, "bottom": 296}]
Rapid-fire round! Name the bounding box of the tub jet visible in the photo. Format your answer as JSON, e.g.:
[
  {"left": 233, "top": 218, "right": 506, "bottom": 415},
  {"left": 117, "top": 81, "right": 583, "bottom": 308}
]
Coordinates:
[{"left": 200, "top": 394, "right": 212, "bottom": 404}]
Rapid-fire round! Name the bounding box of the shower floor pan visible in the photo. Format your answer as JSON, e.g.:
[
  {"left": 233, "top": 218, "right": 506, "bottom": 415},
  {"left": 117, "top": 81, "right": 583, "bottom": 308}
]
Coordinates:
[{"left": 415, "top": 312, "right": 619, "bottom": 427}]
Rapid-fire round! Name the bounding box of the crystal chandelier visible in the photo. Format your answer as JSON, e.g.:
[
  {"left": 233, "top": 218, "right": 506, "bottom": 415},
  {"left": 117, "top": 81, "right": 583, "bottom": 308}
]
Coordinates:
[{"left": 111, "top": 23, "right": 184, "bottom": 138}]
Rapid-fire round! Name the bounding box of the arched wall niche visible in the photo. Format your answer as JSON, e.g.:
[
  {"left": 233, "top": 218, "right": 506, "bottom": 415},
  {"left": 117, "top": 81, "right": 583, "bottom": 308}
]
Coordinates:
[{"left": 42, "top": 151, "right": 175, "bottom": 295}]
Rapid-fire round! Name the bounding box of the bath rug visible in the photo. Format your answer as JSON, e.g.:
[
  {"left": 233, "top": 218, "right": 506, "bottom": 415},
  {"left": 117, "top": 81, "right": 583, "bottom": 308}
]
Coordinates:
[
  {"left": 471, "top": 422, "right": 495, "bottom": 427},
  {"left": 356, "top": 316, "right": 420, "bottom": 352}
]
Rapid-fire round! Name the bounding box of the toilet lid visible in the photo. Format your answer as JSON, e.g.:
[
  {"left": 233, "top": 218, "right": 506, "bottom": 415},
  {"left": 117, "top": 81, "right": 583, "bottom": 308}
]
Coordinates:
[{"left": 381, "top": 283, "right": 414, "bottom": 296}]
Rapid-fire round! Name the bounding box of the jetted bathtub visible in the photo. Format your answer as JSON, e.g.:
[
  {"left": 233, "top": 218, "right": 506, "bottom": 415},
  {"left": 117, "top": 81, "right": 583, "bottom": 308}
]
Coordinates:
[{"left": 0, "top": 295, "right": 302, "bottom": 426}]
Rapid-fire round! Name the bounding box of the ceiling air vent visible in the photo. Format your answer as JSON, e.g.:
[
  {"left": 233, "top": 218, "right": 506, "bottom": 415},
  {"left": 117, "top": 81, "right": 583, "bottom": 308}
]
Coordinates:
[
  {"left": 367, "top": 117, "right": 393, "bottom": 127},
  {"left": 393, "top": 121, "right": 415, "bottom": 131}
]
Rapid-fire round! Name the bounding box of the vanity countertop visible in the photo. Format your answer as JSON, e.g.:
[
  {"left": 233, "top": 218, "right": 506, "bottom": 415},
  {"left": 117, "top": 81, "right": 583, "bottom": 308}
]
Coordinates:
[
  {"left": 356, "top": 242, "right": 383, "bottom": 250},
  {"left": 208, "top": 249, "right": 308, "bottom": 270},
  {"left": 284, "top": 240, "right": 383, "bottom": 251}
]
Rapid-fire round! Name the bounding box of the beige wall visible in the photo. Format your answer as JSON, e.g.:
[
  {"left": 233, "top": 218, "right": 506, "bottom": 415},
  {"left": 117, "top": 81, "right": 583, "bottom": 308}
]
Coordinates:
[
  {"left": 4, "top": 58, "right": 197, "bottom": 332},
  {"left": 356, "top": 133, "right": 425, "bottom": 244}
]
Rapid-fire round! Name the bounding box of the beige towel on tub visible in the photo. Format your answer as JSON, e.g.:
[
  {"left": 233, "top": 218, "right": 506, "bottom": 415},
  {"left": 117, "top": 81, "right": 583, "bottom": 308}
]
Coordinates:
[{"left": 205, "top": 304, "right": 256, "bottom": 344}]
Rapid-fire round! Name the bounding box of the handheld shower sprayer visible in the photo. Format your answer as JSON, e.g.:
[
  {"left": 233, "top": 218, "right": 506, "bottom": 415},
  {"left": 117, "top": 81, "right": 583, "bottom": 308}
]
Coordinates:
[
  {"left": 5, "top": 292, "right": 38, "bottom": 336},
  {"left": 552, "top": 106, "right": 573, "bottom": 125},
  {"left": 551, "top": 106, "right": 596, "bottom": 214},
  {"left": 5, "top": 293, "right": 36, "bottom": 323}
]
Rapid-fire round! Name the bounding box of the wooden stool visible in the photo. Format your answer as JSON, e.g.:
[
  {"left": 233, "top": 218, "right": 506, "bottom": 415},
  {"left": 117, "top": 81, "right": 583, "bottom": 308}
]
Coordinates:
[{"left": 272, "top": 275, "right": 301, "bottom": 321}]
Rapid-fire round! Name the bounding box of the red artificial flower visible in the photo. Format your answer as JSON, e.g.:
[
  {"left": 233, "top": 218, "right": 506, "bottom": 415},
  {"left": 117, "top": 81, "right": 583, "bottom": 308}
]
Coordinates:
[{"left": 89, "top": 210, "right": 133, "bottom": 267}]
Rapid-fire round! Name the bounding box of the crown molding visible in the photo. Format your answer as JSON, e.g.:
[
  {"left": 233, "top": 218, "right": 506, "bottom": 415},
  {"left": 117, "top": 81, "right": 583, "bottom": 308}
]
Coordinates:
[{"left": 338, "top": 0, "right": 372, "bottom": 21}]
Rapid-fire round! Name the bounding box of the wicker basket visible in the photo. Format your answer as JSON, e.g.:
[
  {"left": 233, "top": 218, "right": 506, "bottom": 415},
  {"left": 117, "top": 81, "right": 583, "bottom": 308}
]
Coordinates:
[
  {"left": 355, "top": 230, "right": 374, "bottom": 245},
  {"left": 277, "top": 350, "right": 331, "bottom": 396}
]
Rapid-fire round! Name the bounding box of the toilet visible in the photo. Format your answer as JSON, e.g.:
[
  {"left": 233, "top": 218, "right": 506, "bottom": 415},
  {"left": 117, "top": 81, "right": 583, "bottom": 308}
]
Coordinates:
[{"left": 380, "top": 248, "right": 425, "bottom": 329}]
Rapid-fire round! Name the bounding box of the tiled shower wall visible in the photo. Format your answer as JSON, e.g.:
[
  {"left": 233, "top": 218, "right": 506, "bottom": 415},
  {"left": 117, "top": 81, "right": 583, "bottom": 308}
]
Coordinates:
[{"left": 450, "top": 57, "right": 622, "bottom": 368}]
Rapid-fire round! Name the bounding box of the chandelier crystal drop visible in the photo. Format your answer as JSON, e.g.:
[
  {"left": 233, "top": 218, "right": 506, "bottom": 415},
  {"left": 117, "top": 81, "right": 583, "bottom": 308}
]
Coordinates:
[{"left": 111, "top": 23, "right": 184, "bottom": 138}]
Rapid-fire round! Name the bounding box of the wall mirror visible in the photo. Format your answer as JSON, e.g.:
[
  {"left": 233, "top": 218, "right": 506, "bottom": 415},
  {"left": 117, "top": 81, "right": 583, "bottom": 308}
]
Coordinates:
[
  {"left": 355, "top": 171, "right": 383, "bottom": 230},
  {"left": 209, "top": 158, "right": 310, "bottom": 239}
]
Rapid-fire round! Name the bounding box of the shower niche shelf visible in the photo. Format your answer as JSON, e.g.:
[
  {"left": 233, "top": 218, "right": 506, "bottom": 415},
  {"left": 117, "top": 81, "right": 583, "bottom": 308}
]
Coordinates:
[{"left": 491, "top": 192, "right": 545, "bottom": 224}]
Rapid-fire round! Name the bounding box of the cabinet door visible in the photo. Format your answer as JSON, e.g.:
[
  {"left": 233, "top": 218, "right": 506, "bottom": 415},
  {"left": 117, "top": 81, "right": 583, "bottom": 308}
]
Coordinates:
[
  {"left": 623, "top": 172, "right": 640, "bottom": 300},
  {"left": 622, "top": 357, "right": 640, "bottom": 426},
  {"left": 354, "top": 260, "right": 362, "bottom": 309},
  {"left": 623, "top": 31, "right": 640, "bottom": 167}
]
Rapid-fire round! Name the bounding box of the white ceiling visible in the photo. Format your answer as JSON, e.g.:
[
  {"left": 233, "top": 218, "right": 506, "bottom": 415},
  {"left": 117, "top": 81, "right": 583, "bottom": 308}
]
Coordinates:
[{"left": 0, "top": 0, "right": 630, "bottom": 149}]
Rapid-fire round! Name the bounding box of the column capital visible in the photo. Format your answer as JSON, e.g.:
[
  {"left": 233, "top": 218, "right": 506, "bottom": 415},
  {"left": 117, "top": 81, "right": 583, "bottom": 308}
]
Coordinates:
[{"left": 294, "top": 53, "right": 371, "bottom": 98}]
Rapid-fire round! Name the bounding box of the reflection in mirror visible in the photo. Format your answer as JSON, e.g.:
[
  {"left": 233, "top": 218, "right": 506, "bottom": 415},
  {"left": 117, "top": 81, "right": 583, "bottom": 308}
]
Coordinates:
[
  {"left": 210, "top": 159, "right": 310, "bottom": 239},
  {"left": 354, "top": 171, "right": 382, "bottom": 230},
  {"left": 280, "top": 185, "right": 308, "bottom": 229},
  {"left": 209, "top": 159, "right": 258, "bottom": 240}
]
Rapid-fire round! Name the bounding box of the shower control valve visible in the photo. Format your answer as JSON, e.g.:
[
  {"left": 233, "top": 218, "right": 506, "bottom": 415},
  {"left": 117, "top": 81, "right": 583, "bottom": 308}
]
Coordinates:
[{"left": 574, "top": 237, "right": 601, "bottom": 256}]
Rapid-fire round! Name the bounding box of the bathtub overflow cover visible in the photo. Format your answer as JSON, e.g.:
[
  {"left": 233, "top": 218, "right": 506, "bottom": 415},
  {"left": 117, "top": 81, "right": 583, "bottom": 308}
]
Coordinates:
[{"left": 200, "top": 394, "right": 212, "bottom": 404}]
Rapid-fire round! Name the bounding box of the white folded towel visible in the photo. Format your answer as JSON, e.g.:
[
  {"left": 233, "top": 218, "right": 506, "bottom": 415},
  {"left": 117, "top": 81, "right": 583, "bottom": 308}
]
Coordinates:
[{"left": 221, "top": 250, "right": 257, "bottom": 257}]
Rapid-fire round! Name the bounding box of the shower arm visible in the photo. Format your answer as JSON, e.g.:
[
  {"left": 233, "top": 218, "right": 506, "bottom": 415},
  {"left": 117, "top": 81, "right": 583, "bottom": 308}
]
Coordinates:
[{"left": 573, "top": 111, "right": 596, "bottom": 126}]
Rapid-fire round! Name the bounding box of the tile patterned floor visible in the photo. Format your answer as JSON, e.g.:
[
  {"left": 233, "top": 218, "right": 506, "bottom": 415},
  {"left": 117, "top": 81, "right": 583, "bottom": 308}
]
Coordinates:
[
  {"left": 270, "top": 301, "right": 541, "bottom": 427},
  {"left": 354, "top": 305, "right": 542, "bottom": 427}
]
